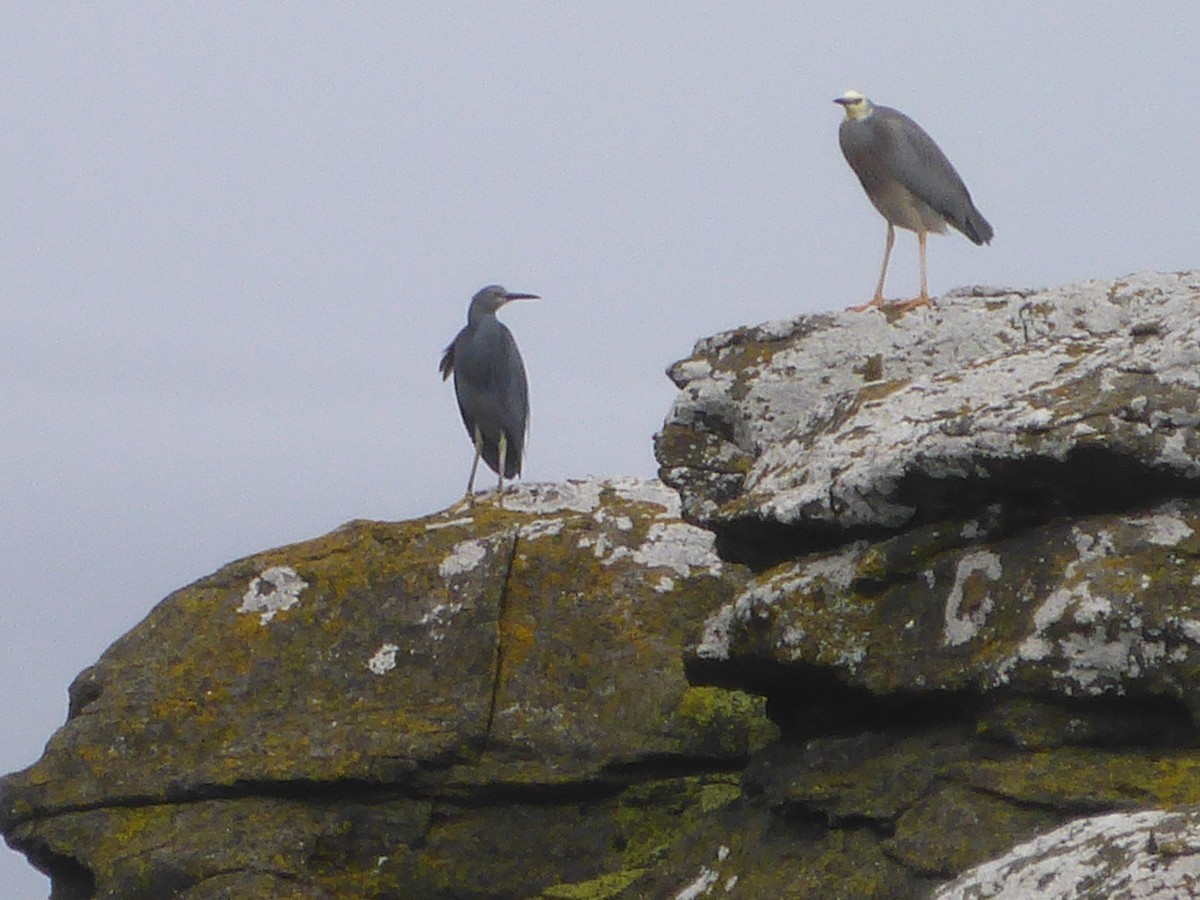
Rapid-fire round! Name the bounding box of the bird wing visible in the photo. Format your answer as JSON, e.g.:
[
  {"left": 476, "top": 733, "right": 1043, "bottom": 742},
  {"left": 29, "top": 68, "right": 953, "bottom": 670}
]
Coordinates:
[
  {"left": 439, "top": 339, "right": 456, "bottom": 380},
  {"left": 451, "top": 321, "right": 528, "bottom": 478},
  {"left": 877, "top": 107, "right": 971, "bottom": 216},
  {"left": 873, "top": 106, "right": 991, "bottom": 243},
  {"left": 493, "top": 326, "right": 529, "bottom": 475}
]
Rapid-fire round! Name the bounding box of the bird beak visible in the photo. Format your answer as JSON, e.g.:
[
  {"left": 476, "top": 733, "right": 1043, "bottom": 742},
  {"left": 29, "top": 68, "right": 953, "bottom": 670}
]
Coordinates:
[
  {"left": 833, "top": 97, "right": 850, "bottom": 106},
  {"left": 502, "top": 292, "right": 540, "bottom": 302}
]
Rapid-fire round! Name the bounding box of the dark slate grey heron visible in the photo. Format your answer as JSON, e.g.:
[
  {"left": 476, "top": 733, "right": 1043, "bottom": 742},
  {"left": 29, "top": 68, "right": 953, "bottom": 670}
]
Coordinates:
[
  {"left": 439, "top": 284, "right": 538, "bottom": 505},
  {"left": 835, "top": 89, "right": 993, "bottom": 310}
]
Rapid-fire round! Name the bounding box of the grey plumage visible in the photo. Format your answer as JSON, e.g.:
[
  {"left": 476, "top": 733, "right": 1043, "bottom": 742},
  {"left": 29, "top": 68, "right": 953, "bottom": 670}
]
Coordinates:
[
  {"left": 440, "top": 284, "right": 538, "bottom": 503},
  {"left": 835, "top": 90, "right": 992, "bottom": 308}
]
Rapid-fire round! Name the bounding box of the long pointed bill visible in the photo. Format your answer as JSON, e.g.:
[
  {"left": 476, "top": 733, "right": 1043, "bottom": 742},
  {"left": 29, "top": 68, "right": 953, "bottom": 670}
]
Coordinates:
[{"left": 501, "top": 292, "right": 540, "bottom": 303}]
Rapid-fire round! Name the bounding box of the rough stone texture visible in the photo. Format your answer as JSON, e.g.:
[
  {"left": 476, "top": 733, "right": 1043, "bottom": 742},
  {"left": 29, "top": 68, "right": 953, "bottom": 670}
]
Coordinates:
[
  {"left": 688, "top": 499, "right": 1200, "bottom": 712},
  {"left": 657, "top": 271, "right": 1200, "bottom": 563},
  {"left": 933, "top": 808, "right": 1200, "bottom": 899},
  {"left": 1, "top": 478, "right": 775, "bottom": 899},
  {"left": 10, "top": 272, "right": 1200, "bottom": 897}
]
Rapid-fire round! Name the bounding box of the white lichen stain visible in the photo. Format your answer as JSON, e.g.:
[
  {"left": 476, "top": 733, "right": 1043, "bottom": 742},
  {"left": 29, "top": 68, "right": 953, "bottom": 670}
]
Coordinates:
[
  {"left": 1128, "top": 508, "right": 1194, "bottom": 546},
  {"left": 695, "top": 605, "right": 734, "bottom": 661},
  {"left": 997, "top": 526, "right": 1127, "bottom": 690},
  {"left": 419, "top": 602, "right": 463, "bottom": 643},
  {"left": 1072, "top": 594, "right": 1112, "bottom": 625},
  {"left": 1055, "top": 629, "right": 1140, "bottom": 692},
  {"left": 519, "top": 518, "right": 564, "bottom": 541},
  {"left": 1159, "top": 428, "right": 1192, "bottom": 466},
  {"left": 238, "top": 566, "right": 308, "bottom": 624},
  {"left": 605, "top": 521, "right": 723, "bottom": 578},
  {"left": 1175, "top": 619, "right": 1200, "bottom": 645},
  {"left": 781, "top": 625, "right": 806, "bottom": 648},
  {"left": 1073, "top": 527, "right": 1116, "bottom": 563},
  {"left": 943, "top": 551, "right": 1003, "bottom": 646},
  {"left": 367, "top": 643, "right": 399, "bottom": 675},
  {"left": 674, "top": 866, "right": 719, "bottom": 900},
  {"left": 699, "top": 541, "right": 870, "bottom": 666},
  {"left": 655, "top": 576, "right": 676, "bottom": 593},
  {"left": 499, "top": 476, "right": 680, "bottom": 518},
  {"left": 439, "top": 539, "right": 488, "bottom": 578},
  {"left": 837, "top": 644, "right": 868, "bottom": 671},
  {"left": 424, "top": 515, "right": 474, "bottom": 532}
]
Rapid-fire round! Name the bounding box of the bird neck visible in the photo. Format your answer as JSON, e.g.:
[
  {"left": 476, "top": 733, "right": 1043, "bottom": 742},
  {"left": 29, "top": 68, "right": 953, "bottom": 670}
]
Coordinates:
[
  {"left": 467, "top": 301, "right": 498, "bottom": 326},
  {"left": 844, "top": 101, "right": 874, "bottom": 123}
]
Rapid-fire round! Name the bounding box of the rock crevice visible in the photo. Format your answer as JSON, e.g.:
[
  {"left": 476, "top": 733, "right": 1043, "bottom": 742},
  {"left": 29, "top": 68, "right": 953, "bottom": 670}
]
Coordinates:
[{"left": 8, "top": 274, "right": 1200, "bottom": 897}]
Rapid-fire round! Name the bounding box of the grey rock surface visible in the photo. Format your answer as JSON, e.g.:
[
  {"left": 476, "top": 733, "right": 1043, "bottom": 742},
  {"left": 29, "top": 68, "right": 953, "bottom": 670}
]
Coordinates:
[
  {"left": 1, "top": 478, "right": 774, "bottom": 898},
  {"left": 657, "top": 271, "right": 1200, "bottom": 563},
  {"left": 11, "top": 272, "right": 1200, "bottom": 898},
  {"left": 933, "top": 808, "right": 1200, "bottom": 900}
]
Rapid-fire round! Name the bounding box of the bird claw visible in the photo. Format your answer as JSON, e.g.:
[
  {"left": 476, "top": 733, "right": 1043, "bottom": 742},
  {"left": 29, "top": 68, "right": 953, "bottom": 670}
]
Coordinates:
[
  {"left": 847, "top": 294, "right": 934, "bottom": 314},
  {"left": 847, "top": 296, "right": 887, "bottom": 312},
  {"left": 889, "top": 295, "right": 934, "bottom": 312}
]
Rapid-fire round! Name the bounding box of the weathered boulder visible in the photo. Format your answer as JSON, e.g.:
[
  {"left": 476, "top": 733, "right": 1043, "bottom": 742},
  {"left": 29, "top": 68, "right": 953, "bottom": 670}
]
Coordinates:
[
  {"left": 650, "top": 270, "right": 1200, "bottom": 898},
  {"left": 933, "top": 808, "right": 1200, "bottom": 899},
  {"left": 657, "top": 271, "right": 1200, "bottom": 565},
  {"left": 689, "top": 499, "right": 1200, "bottom": 711},
  {"left": 9, "top": 271, "right": 1200, "bottom": 898},
  {"left": 1, "top": 478, "right": 776, "bottom": 898}
]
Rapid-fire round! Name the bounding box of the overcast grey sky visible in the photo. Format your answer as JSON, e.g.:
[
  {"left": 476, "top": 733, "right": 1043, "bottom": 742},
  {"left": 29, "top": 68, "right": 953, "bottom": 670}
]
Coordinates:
[{"left": 3, "top": 5, "right": 1198, "bottom": 891}]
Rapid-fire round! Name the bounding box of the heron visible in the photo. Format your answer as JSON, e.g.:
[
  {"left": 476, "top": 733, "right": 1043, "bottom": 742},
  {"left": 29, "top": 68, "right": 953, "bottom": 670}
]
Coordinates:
[
  {"left": 835, "top": 89, "right": 993, "bottom": 310},
  {"left": 439, "top": 284, "right": 538, "bottom": 505}
]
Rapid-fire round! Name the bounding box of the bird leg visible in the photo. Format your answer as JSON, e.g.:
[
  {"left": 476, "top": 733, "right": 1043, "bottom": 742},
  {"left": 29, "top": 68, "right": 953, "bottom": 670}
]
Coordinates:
[
  {"left": 919, "top": 229, "right": 929, "bottom": 303},
  {"left": 849, "top": 224, "right": 894, "bottom": 311},
  {"left": 496, "top": 432, "right": 508, "bottom": 508},
  {"left": 464, "top": 426, "right": 484, "bottom": 504},
  {"left": 890, "top": 230, "right": 934, "bottom": 311}
]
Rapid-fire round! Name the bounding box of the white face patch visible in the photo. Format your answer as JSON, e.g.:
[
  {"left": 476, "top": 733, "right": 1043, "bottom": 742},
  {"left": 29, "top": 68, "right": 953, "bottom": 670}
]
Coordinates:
[{"left": 835, "top": 89, "right": 873, "bottom": 121}]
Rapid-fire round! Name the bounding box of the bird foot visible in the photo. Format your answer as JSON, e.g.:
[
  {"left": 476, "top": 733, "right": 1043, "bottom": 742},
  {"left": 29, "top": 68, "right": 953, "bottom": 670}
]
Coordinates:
[
  {"left": 847, "top": 296, "right": 887, "bottom": 312},
  {"left": 889, "top": 295, "right": 935, "bottom": 312}
]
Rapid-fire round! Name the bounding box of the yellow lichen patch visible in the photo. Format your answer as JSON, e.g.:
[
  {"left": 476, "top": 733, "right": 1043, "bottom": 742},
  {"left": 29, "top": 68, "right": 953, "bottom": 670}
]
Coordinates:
[
  {"left": 965, "top": 749, "right": 1200, "bottom": 810},
  {"left": 675, "top": 686, "right": 778, "bottom": 755},
  {"left": 854, "top": 353, "right": 885, "bottom": 383},
  {"left": 855, "top": 377, "right": 911, "bottom": 405},
  {"left": 710, "top": 339, "right": 778, "bottom": 375},
  {"left": 540, "top": 868, "right": 648, "bottom": 899},
  {"left": 615, "top": 776, "right": 728, "bottom": 869}
]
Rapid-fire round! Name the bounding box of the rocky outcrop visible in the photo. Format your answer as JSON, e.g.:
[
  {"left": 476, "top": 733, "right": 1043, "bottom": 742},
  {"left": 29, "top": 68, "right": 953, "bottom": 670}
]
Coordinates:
[
  {"left": 7, "top": 271, "right": 1200, "bottom": 898},
  {"left": 934, "top": 809, "right": 1200, "bottom": 899},
  {"left": 653, "top": 270, "right": 1200, "bottom": 896},
  {"left": 657, "top": 271, "right": 1200, "bottom": 565},
  {"left": 0, "top": 479, "right": 773, "bottom": 898}
]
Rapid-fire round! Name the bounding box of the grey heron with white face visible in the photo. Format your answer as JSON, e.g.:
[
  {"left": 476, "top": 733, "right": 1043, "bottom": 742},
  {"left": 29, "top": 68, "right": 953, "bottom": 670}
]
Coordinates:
[
  {"left": 439, "top": 284, "right": 538, "bottom": 505},
  {"left": 835, "top": 90, "right": 993, "bottom": 310}
]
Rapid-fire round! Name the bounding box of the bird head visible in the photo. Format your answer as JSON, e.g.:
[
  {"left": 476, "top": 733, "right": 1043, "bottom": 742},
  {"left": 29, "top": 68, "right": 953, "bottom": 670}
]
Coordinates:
[
  {"left": 470, "top": 285, "right": 540, "bottom": 318},
  {"left": 834, "top": 90, "right": 874, "bottom": 122}
]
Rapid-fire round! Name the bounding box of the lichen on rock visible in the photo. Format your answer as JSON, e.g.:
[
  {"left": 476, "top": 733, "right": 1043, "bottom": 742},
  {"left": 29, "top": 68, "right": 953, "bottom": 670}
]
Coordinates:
[{"left": 9, "top": 273, "right": 1200, "bottom": 896}]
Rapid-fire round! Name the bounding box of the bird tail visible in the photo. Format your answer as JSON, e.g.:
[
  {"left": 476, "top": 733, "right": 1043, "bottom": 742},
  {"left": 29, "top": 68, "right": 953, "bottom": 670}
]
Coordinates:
[
  {"left": 962, "top": 204, "right": 994, "bottom": 245},
  {"left": 481, "top": 430, "right": 523, "bottom": 479}
]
